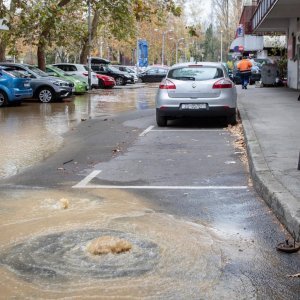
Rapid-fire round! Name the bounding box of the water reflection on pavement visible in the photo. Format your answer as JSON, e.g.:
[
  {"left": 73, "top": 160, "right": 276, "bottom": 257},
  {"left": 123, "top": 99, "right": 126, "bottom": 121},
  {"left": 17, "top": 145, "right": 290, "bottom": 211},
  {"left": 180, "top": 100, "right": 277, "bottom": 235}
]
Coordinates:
[{"left": 0, "top": 85, "right": 156, "bottom": 178}]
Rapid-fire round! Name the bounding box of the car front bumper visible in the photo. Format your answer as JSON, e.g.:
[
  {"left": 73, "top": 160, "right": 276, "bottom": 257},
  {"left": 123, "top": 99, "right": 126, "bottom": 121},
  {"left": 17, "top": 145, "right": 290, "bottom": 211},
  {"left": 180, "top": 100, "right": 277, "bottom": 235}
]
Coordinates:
[{"left": 57, "top": 87, "right": 73, "bottom": 98}]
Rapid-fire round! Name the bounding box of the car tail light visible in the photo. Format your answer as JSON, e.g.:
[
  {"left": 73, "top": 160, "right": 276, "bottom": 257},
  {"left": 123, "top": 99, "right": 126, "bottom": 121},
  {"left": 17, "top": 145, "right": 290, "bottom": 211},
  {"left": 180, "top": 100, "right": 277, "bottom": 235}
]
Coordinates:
[
  {"left": 213, "top": 78, "right": 233, "bottom": 89},
  {"left": 159, "top": 79, "right": 176, "bottom": 89},
  {"left": 83, "top": 72, "right": 88, "bottom": 76}
]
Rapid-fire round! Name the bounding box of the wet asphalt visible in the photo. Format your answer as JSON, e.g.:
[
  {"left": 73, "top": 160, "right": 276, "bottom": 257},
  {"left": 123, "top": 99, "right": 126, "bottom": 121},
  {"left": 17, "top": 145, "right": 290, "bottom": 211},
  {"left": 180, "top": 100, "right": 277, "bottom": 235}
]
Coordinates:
[{"left": 0, "top": 85, "right": 299, "bottom": 299}]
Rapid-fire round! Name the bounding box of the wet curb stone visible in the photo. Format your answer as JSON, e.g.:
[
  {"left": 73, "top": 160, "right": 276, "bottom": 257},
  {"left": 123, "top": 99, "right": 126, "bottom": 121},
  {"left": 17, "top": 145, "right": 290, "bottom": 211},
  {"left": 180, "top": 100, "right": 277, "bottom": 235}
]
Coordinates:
[{"left": 238, "top": 102, "right": 300, "bottom": 239}]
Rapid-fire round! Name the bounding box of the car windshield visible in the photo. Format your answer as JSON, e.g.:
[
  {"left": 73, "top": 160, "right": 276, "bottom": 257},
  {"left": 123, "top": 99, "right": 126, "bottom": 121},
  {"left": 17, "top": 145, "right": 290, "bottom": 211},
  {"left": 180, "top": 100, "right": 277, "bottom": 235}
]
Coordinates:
[
  {"left": 83, "top": 66, "right": 89, "bottom": 71},
  {"left": 48, "top": 66, "right": 67, "bottom": 76},
  {"left": 27, "top": 65, "right": 49, "bottom": 77},
  {"left": 168, "top": 66, "right": 224, "bottom": 81}
]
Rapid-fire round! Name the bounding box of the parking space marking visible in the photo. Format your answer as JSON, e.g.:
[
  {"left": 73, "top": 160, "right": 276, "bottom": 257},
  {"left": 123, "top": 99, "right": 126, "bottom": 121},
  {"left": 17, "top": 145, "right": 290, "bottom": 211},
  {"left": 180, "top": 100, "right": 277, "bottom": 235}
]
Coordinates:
[
  {"left": 72, "top": 170, "right": 247, "bottom": 190},
  {"left": 73, "top": 170, "right": 102, "bottom": 188},
  {"left": 73, "top": 127, "right": 238, "bottom": 189},
  {"left": 139, "top": 125, "right": 154, "bottom": 137},
  {"left": 139, "top": 126, "right": 226, "bottom": 137},
  {"left": 151, "top": 129, "right": 226, "bottom": 132}
]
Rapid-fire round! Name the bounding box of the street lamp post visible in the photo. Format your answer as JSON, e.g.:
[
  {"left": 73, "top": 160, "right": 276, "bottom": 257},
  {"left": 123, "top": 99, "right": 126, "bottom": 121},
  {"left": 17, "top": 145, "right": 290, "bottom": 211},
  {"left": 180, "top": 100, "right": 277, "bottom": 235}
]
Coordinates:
[
  {"left": 87, "top": 0, "right": 92, "bottom": 90},
  {"left": 136, "top": 23, "right": 140, "bottom": 75},
  {"left": 155, "top": 29, "right": 173, "bottom": 66},
  {"left": 220, "top": 30, "right": 223, "bottom": 62},
  {"left": 99, "top": 40, "right": 104, "bottom": 58},
  {"left": 176, "top": 38, "right": 185, "bottom": 64}
]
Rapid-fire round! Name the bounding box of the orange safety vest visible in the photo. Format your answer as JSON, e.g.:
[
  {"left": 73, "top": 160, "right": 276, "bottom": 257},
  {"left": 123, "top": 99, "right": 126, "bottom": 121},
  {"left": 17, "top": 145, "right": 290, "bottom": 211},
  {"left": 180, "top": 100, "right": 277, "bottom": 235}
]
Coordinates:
[{"left": 237, "top": 59, "right": 252, "bottom": 72}]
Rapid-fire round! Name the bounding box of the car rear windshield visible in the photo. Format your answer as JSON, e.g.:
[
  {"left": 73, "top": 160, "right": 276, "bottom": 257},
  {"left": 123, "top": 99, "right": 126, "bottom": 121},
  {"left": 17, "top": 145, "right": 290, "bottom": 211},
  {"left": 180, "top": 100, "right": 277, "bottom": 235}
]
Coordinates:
[{"left": 168, "top": 66, "right": 224, "bottom": 81}]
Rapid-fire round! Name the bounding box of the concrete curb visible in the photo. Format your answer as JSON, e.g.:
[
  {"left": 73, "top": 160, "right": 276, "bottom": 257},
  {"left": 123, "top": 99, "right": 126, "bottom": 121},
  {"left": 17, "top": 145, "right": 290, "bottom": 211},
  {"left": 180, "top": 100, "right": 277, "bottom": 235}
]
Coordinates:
[{"left": 238, "top": 102, "right": 300, "bottom": 240}]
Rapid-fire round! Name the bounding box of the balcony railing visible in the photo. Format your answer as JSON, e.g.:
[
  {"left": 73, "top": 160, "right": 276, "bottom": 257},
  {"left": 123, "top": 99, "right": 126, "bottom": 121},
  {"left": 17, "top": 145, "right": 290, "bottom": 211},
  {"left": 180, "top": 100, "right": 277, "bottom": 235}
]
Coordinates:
[{"left": 252, "top": 0, "right": 277, "bottom": 30}]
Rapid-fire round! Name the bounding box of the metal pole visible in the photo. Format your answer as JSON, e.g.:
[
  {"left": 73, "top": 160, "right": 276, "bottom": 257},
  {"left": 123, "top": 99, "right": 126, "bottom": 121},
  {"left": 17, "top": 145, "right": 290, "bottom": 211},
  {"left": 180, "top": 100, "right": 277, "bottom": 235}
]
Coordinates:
[
  {"left": 298, "top": 152, "right": 300, "bottom": 170},
  {"left": 176, "top": 41, "right": 178, "bottom": 64},
  {"left": 220, "top": 30, "right": 223, "bottom": 62},
  {"left": 162, "top": 32, "right": 165, "bottom": 66},
  {"left": 136, "top": 23, "right": 139, "bottom": 75},
  {"left": 87, "top": 0, "right": 92, "bottom": 90}
]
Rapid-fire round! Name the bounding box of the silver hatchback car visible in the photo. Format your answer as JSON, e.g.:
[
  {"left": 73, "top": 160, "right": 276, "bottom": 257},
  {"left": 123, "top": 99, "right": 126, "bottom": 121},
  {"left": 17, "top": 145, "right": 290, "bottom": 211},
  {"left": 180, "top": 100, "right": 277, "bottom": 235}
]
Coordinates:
[{"left": 155, "top": 62, "right": 237, "bottom": 126}]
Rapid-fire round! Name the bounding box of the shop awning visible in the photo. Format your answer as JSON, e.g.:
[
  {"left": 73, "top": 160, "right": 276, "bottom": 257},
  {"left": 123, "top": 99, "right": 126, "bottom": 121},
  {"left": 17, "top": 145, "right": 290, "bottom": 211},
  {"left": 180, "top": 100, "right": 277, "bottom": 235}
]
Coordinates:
[{"left": 230, "top": 37, "right": 244, "bottom": 51}]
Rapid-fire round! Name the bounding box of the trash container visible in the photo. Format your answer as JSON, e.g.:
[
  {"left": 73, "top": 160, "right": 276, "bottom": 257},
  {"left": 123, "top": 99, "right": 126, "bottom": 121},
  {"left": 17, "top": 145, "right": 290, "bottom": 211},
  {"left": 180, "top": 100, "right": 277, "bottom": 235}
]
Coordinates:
[{"left": 261, "top": 63, "right": 278, "bottom": 86}]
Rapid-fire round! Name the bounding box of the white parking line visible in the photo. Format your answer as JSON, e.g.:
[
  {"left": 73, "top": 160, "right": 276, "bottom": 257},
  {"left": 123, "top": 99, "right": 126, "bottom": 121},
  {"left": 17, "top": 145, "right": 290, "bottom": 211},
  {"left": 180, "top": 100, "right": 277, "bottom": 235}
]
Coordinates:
[
  {"left": 139, "top": 126, "right": 226, "bottom": 137},
  {"left": 72, "top": 170, "right": 248, "bottom": 190},
  {"left": 73, "top": 170, "right": 102, "bottom": 188},
  {"left": 151, "top": 129, "right": 225, "bottom": 132},
  {"left": 74, "top": 184, "right": 248, "bottom": 190},
  {"left": 139, "top": 125, "right": 154, "bottom": 137}
]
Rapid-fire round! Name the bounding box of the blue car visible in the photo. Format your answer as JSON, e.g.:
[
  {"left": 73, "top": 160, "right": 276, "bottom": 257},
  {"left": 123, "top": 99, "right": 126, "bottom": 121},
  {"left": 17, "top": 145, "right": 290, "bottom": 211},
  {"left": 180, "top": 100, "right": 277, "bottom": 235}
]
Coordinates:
[{"left": 0, "top": 66, "right": 33, "bottom": 107}]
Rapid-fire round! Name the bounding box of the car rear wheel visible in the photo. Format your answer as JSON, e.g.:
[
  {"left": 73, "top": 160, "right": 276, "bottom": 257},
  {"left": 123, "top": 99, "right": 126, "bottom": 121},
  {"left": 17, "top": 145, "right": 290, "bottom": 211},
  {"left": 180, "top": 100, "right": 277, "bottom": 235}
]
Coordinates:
[
  {"left": 156, "top": 110, "right": 168, "bottom": 127},
  {"left": 227, "top": 112, "right": 237, "bottom": 126},
  {"left": 115, "top": 77, "right": 124, "bottom": 86},
  {"left": 37, "top": 87, "right": 54, "bottom": 103},
  {"left": 0, "top": 91, "right": 8, "bottom": 107}
]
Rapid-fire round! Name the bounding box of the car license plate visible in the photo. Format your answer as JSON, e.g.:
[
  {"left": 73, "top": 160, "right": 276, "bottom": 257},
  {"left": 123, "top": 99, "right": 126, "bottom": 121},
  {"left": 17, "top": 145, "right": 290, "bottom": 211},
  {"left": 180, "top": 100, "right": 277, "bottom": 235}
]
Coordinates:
[
  {"left": 72, "top": 87, "right": 75, "bottom": 92},
  {"left": 24, "top": 82, "right": 30, "bottom": 88},
  {"left": 181, "top": 103, "right": 207, "bottom": 110}
]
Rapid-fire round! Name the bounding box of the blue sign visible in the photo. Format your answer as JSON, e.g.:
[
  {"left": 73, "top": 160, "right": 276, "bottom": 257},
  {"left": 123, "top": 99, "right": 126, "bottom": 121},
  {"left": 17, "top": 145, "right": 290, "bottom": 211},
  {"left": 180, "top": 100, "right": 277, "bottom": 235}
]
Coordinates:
[
  {"left": 236, "top": 24, "right": 244, "bottom": 37},
  {"left": 138, "top": 40, "right": 148, "bottom": 67}
]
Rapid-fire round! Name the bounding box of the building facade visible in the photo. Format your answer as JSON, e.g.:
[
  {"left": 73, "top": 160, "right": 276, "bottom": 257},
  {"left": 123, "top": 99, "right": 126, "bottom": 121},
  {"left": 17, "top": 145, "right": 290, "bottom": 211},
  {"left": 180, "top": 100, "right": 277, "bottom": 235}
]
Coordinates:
[{"left": 252, "top": 0, "right": 300, "bottom": 89}]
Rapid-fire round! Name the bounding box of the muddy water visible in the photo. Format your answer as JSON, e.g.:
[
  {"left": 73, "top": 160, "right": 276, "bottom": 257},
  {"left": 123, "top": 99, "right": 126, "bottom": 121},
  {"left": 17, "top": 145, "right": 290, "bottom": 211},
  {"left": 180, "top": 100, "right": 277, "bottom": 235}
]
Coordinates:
[
  {"left": 0, "top": 188, "right": 256, "bottom": 298},
  {"left": 0, "top": 87, "right": 156, "bottom": 178}
]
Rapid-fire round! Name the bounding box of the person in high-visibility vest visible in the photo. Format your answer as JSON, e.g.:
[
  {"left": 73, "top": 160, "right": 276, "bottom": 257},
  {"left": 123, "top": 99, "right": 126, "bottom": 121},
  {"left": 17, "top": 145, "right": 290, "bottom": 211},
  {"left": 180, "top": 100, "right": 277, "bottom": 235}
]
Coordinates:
[{"left": 237, "top": 55, "right": 252, "bottom": 89}]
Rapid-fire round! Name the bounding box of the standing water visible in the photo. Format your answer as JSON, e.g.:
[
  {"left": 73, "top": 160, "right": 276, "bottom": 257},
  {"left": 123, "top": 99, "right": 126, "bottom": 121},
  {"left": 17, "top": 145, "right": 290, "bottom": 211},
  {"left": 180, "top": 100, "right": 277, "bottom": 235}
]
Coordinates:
[{"left": 0, "top": 88, "right": 155, "bottom": 178}]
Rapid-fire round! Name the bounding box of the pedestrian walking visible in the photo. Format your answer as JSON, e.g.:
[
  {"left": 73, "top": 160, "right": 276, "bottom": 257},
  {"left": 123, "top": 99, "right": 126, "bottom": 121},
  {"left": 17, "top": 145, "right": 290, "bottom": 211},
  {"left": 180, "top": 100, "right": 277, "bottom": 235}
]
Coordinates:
[{"left": 237, "top": 55, "right": 252, "bottom": 89}]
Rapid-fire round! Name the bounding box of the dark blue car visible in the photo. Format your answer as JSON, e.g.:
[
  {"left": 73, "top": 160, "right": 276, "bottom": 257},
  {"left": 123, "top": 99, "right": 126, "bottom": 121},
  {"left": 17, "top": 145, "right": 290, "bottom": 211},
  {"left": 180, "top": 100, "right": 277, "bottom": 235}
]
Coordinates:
[{"left": 0, "top": 66, "right": 33, "bottom": 107}]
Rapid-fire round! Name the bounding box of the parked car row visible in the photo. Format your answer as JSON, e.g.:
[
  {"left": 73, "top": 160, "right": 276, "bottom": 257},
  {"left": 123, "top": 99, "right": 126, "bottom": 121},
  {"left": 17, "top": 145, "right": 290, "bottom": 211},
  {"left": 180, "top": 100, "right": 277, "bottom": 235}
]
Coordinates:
[
  {"left": 0, "top": 62, "right": 74, "bottom": 105},
  {"left": 0, "top": 61, "right": 121, "bottom": 106}
]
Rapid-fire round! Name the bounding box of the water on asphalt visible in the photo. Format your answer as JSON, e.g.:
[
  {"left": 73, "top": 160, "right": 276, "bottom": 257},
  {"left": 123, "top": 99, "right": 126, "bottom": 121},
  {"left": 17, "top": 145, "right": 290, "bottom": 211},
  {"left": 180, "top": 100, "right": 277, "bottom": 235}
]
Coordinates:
[
  {"left": 0, "top": 87, "right": 155, "bottom": 178},
  {"left": 0, "top": 85, "right": 299, "bottom": 299}
]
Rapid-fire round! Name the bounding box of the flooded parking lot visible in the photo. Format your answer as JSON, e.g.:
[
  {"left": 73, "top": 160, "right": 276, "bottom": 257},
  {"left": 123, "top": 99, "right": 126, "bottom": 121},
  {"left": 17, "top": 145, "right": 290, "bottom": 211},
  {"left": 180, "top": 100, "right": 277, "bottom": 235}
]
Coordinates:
[
  {"left": 0, "top": 85, "right": 299, "bottom": 299},
  {"left": 0, "top": 86, "right": 156, "bottom": 178}
]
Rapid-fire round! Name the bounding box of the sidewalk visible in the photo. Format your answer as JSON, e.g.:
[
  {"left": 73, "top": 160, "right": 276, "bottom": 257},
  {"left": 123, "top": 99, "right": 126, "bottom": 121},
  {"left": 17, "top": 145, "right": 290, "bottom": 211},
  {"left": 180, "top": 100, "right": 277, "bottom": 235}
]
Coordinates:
[{"left": 238, "top": 85, "right": 300, "bottom": 239}]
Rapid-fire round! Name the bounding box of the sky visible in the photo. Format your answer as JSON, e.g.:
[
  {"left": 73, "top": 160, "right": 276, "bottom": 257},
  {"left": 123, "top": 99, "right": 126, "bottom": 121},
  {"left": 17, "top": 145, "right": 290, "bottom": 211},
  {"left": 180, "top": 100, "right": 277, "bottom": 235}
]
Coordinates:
[{"left": 184, "top": 0, "right": 212, "bottom": 26}]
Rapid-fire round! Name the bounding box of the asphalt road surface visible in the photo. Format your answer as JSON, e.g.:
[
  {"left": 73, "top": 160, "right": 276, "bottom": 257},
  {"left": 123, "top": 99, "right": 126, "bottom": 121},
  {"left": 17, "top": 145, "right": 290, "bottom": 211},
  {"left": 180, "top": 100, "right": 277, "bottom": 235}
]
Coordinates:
[{"left": 0, "top": 86, "right": 299, "bottom": 299}]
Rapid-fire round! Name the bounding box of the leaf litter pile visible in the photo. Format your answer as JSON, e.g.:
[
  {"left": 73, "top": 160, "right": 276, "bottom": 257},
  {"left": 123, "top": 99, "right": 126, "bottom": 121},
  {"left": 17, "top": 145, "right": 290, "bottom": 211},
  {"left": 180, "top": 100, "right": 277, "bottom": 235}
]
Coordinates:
[{"left": 227, "top": 122, "right": 253, "bottom": 187}]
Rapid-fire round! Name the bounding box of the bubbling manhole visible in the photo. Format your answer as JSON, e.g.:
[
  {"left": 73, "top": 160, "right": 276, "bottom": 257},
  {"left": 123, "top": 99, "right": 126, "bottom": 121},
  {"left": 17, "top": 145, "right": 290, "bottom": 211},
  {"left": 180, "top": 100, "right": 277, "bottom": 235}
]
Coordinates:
[
  {"left": 87, "top": 236, "right": 132, "bottom": 255},
  {"left": 0, "top": 229, "right": 159, "bottom": 284}
]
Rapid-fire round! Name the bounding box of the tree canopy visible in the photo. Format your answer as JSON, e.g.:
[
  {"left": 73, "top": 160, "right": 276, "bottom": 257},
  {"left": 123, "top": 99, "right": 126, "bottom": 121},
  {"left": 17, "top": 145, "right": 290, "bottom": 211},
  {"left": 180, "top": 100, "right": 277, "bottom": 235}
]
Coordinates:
[{"left": 0, "top": 0, "right": 244, "bottom": 67}]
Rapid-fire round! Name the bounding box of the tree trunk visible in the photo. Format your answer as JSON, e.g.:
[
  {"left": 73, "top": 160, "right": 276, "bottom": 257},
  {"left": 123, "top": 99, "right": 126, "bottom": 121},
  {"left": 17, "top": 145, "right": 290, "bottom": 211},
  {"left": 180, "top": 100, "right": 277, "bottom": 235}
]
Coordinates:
[
  {"left": 0, "top": 38, "right": 7, "bottom": 61},
  {"left": 37, "top": 45, "right": 46, "bottom": 71},
  {"left": 79, "top": 9, "right": 100, "bottom": 64},
  {"left": 80, "top": 39, "right": 89, "bottom": 64},
  {"left": 36, "top": 0, "right": 71, "bottom": 69}
]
